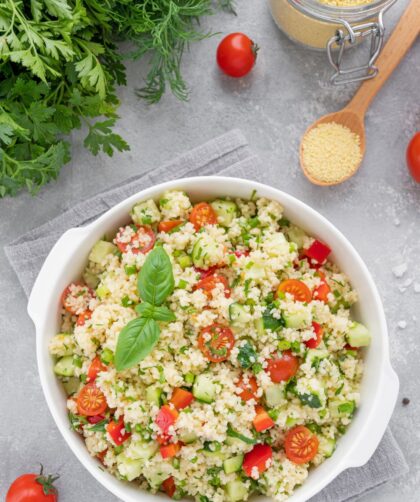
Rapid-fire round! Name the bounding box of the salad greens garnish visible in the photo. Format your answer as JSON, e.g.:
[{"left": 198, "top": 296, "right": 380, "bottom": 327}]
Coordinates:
[{"left": 115, "top": 246, "right": 174, "bottom": 371}]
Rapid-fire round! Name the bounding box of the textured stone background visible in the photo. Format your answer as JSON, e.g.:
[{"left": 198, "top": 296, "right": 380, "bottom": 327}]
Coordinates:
[{"left": 0, "top": 1, "right": 419, "bottom": 500}]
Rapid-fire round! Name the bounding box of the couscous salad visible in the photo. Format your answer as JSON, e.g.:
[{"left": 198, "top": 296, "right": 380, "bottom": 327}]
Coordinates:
[{"left": 50, "top": 190, "right": 371, "bottom": 502}]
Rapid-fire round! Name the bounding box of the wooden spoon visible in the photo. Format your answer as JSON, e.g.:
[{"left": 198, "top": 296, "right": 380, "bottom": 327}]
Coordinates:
[{"left": 300, "top": 0, "right": 420, "bottom": 186}]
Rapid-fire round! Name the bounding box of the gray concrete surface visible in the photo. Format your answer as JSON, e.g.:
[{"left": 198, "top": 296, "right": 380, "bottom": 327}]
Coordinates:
[{"left": 1, "top": 1, "right": 419, "bottom": 500}]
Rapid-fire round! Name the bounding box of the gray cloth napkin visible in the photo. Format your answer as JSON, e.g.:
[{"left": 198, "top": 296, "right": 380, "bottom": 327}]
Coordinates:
[{"left": 5, "top": 129, "right": 408, "bottom": 501}]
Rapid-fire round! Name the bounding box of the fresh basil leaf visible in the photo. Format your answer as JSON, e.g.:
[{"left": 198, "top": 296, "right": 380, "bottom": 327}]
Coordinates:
[
  {"left": 115, "top": 317, "right": 160, "bottom": 371},
  {"left": 137, "top": 246, "right": 174, "bottom": 305},
  {"left": 135, "top": 302, "right": 176, "bottom": 322}
]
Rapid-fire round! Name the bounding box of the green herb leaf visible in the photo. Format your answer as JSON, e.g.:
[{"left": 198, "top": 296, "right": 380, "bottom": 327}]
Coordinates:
[
  {"left": 88, "top": 419, "right": 108, "bottom": 432},
  {"left": 115, "top": 317, "right": 160, "bottom": 371},
  {"left": 226, "top": 424, "right": 256, "bottom": 445},
  {"left": 137, "top": 246, "right": 174, "bottom": 306},
  {"left": 135, "top": 302, "right": 176, "bottom": 322},
  {"left": 297, "top": 392, "right": 322, "bottom": 409},
  {"left": 237, "top": 341, "right": 258, "bottom": 369},
  {"left": 262, "top": 305, "right": 285, "bottom": 331}
]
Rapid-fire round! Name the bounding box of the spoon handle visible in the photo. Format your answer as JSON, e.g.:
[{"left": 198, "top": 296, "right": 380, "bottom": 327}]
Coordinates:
[{"left": 347, "top": 0, "right": 420, "bottom": 116}]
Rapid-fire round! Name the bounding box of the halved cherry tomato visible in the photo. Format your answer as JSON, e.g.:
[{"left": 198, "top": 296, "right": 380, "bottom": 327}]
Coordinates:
[
  {"left": 195, "top": 274, "right": 231, "bottom": 298},
  {"left": 305, "top": 322, "right": 324, "bottom": 349},
  {"left": 266, "top": 351, "right": 299, "bottom": 383},
  {"left": 198, "top": 324, "right": 235, "bottom": 363},
  {"left": 169, "top": 388, "right": 194, "bottom": 410},
  {"left": 77, "top": 383, "right": 107, "bottom": 416},
  {"left": 156, "top": 434, "right": 171, "bottom": 445},
  {"left": 189, "top": 202, "right": 217, "bottom": 231},
  {"left": 304, "top": 240, "right": 331, "bottom": 265},
  {"left": 158, "top": 220, "right": 184, "bottom": 233},
  {"left": 312, "top": 281, "right": 331, "bottom": 303},
  {"left": 87, "top": 414, "right": 106, "bottom": 424},
  {"left": 242, "top": 444, "right": 273, "bottom": 477},
  {"left": 155, "top": 405, "right": 179, "bottom": 434},
  {"left": 76, "top": 310, "right": 92, "bottom": 326},
  {"left": 253, "top": 406, "right": 275, "bottom": 432},
  {"left": 160, "top": 442, "right": 182, "bottom": 459},
  {"left": 87, "top": 357, "right": 107, "bottom": 383},
  {"left": 285, "top": 425, "right": 319, "bottom": 464},
  {"left": 277, "top": 279, "right": 312, "bottom": 303},
  {"left": 6, "top": 468, "right": 58, "bottom": 502},
  {"left": 237, "top": 375, "right": 259, "bottom": 402},
  {"left": 407, "top": 131, "right": 420, "bottom": 183},
  {"left": 115, "top": 225, "right": 155, "bottom": 254},
  {"left": 61, "top": 282, "right": 95, "bottom": 315},
  {"left": 107, "top": 417, "right": 131, "bottom": 446},
  {"left": 194, "top": 265, "right": 219, "bottom": 279},
  {"left": 162, "top": 476, "right": 176, "bottom": 498}
]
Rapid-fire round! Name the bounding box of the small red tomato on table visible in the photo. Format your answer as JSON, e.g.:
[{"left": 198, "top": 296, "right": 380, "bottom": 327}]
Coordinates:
[
  {"left": 6, "top": 467, "right": 58, "bottom": 502},
  {"left": 217, "top": 33, "right": 258, "bottom": 78},
  {"left": 407, "top": 131, "right": 420, "bottom": 182}
]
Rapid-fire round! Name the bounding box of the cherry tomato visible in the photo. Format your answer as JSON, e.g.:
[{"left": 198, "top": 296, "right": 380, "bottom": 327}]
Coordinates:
[
  {"left": 162, "top": 476, "right": 176, "bottom": 498},
  {"left": 407, "top": 131, "right": 420, "bottom": 182},
  {"left": 189, "top": 202, "right": 217, "bottom": 231},
  {"left": 304, "top": 240, "right": 331, "bottom": 264},
  {"left": 61, "top": 282, "right": 95, "bottom": 315},
  {"left": 77, "top": 383, "right": 107, "bottom": 416},
  {"left": 169, "top": 388, "right": 194, "bottom": 409},
  {"left": 76, "top": 310, "right": 92, "bottom": 326},
  {"left": 284, "top": 425, "right": 319, "bottom": 464},
  {"left": 194, "top": 265, "right": 219, "bottom": 279},
  {"left": 115, "top": 225, "right": 155, "bottom": 254},
  {"left": 242, "top": 444, "right": 273, "bottom": 477},
  {"left": 6, "top": 467, "right": 58, "bottom": 502},
  {"left": 198, "top": 324, "right": 235, "bottom": 363},
  {"left": 155, "top": 405, "right": 179, "bottom": 434},
  {"left": 305, "top": 322, "right": 324, "bottom": 349},
  {"left": 253, "top": 406, "right": 275, "bottom": 432},
  {"left": 277, "top": 279, "right": 312, "bottom": 303},
  {"left": 217, "top": 32, "right": 258, "bottom": 78},
  {"left": 107, "top": 417, "right": 131, "bottom": 446},
  {"left": 195, "top": 274, "right": 231, "bottom": 298},
  {"left": 237, "top": 375, "right": 259, "bottom": 402},
  {"left": 234, "top": 249, "right": 250, "bottom": 258},
  {"left": 266, "top": 351, "right": 299, "bottom": 383},
  {"left": 160, "top": 442, "right": 182, "bottom": 459},
  {"left": 158, "top": 220, "right": 184, "bottom": 233},
  {"left": 87, "top": 357, "right": 107, "bottom": 382},
  {"left": 312, "top": 281, "right": 331, "bottom": 303}
]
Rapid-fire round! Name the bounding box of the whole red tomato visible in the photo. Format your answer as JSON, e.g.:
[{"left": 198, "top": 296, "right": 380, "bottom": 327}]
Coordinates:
[
  {"left": 216, "top": 32, "right": 258, "bottom": 78},
  {"left": 6, "top": 468, "right": 58, "bottom": 502},
  {"left": 407, "top": 131, "right": 420, "bottom": 182}
]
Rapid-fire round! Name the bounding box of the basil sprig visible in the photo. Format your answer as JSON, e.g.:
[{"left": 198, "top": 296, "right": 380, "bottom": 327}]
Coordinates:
[{"left": 115, "top": 246, "right": 175, "bottom": 371}]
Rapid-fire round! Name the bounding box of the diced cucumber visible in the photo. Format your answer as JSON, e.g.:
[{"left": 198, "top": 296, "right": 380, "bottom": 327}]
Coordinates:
[
  {"left": 178, "top": 431, "right": 197, "bottom": 444},
  {"left": 49, "top": 333, "right": 76, "bottom": 357},
  {"left": 126, "top": 440, "right": 158, "bottom": 460},
  {"left": 347, "top": 322, "right": 371, "bottom": 347},
  {"left": 178, "top": 253, "right": 192, "bottom": 269},
  {"left": 62, "top": 377, "right": 81, "bottom": 396},
  {"left": 83, "top": 270, "right": 100, "bottom": 289},
  {"left": 193, "top": 374, "right": 216, "bottom": 403},
  {"left": 146, "top": 386, "right": 162, "bottom": 406},
  {"left": 202, "top": 450, "right": 225, "bottom": 460},
  {"left": 329, "top": 399, "right": 356, "bottom": 418},
  {"left": 287, "top": 225, "right": 307, "bottom": 249},
  {"left": 265, "top": 384, "right": 284, "bottom": 408},
  {"left": 263, "top": 233, "right": 289, "bottom": 257},
  {"left": 191, "top": 236, "right": 221, "bottom": 269},
  {"left": 225, "top": 479, "right": 249, "bottom": 502},
  {"left": 296, "top": 378, "right": 326, "bottom": 409},
  {"left": 229, "top": 303, "right": 252, "bottom": 326},
  {"left": 89, "top": 240, "right": 118, "bottom": 265},
  {"left": 285, "top": 416, "right": 298, "bottom": 428},
  {"left": 54, "top": 356, "right": 77, "bottom": 377},
  {"left": 223, "top": 455, "right": 244, "bottom": 474},
  {"left": 318, "top": 436, "right": 336, "bottom": 458},
  {"left": 131, "top": 199, "right": 161, "bottom": 225},
  {"left": 225, "top": 436, "right": 244, "bottom": 448},
  {"left": 254, "top": 318, "right": 265, "bottom": 336},
  {"left": 117, "top": 453, "right": 143, "bottom": 481},
  {"left": 283, "top": 309, "right": 311, "bottom": 329},
  {"left": 243, "top": 262, "right": 265, "bottom": 280},
  {"left": 210, "top": 199, "right": 238, "bottom": 227},
  {"left": 305, "top": 349, "right": 329, "bottom": 368},
  {"left": 96, "top": 283, "right": 110, "bottom": 300}
]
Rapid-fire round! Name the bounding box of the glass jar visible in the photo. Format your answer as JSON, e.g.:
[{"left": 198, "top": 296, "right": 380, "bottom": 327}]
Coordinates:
[{"left": 269, "top": 0, "right": 397, "bottom": 84}]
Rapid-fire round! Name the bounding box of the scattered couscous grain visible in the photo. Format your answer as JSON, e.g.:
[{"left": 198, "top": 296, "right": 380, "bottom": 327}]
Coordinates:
[{"left": 301, "top": 122, "right": 362, "bottom": 184}]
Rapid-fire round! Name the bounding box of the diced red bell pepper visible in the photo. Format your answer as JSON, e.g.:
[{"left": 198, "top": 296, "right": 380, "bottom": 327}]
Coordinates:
[
  {"left": 87, "top": 414, "right": 106, "bottom": 424},
  {"left": 312, "top": 281, "right": 331, "bottom": 303},
  {"left": 253, "top": 406, "right": 275, "bottom": 432},
  {"left": 97, "top": 448, "right": 108, "bottom": 464},
  {"left": 156, "top": 433, "right": 171, "bottom": 445},
  {"left": 162, "top": 476, "right": 176, "bottom": 498},
  {"left": 169, "top": 388, "right": 194, "bottom": 410},
  {"left": 155, "top": 405, "right": 179, "bottom": 434},
  {"left": 160, "top": 442, "right": 182, "bottom": 459},
  {"left": 77, "top": 310, "right": 92, "bottom": 326},
  {"left": 234, "top": 249, "right": 250, "bottom": 258},
  {"left": 243, "top": 444, "right": 273, "bottom": 477},
  {"left": 305, "top": 322, "right": 324, "bottom": 349},
  {"left": 304, "top": 240, "right": 331, "bottom": 264},
  {"left": 106, "top": 417, "right": 131, "bottom": 446},
  {"left": 87, "top": 356, "right": 107, "bottom": 382},
  {"left": 194, "top": 265, "right": 218, "bottom": 279}
]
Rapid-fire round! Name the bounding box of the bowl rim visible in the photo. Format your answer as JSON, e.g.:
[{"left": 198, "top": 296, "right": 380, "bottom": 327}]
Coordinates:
[{"left": 30, "top": 176, "right": 399, "bottom": 502}]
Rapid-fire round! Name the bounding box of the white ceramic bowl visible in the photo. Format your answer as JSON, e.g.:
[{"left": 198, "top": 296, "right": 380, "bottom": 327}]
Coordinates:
[{"left": 28, "top": 176, "right": 399, "bottom": 502}]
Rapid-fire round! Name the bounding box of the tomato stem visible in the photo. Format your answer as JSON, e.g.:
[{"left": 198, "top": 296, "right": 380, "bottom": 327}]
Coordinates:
[
  {"left": 35, "top": 465, "right": 59, "bottom": 496},
  {"left": 252, "top": 42, "right": 259, "bottom": 59}
]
